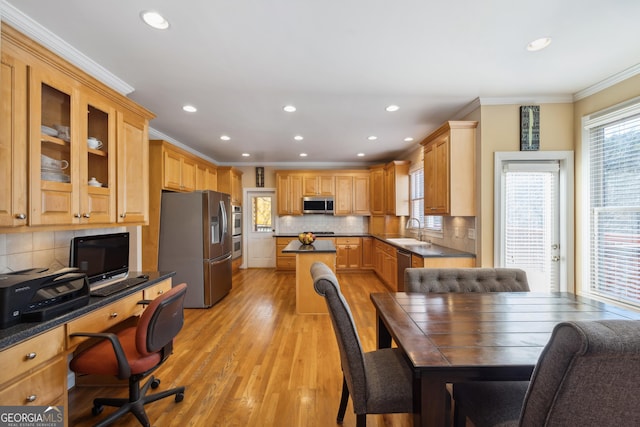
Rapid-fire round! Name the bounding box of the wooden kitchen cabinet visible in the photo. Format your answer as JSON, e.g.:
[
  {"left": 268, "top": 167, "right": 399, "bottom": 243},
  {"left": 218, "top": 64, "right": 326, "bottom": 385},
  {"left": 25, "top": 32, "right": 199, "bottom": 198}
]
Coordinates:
[
  {"left": 276, "top": 237, "right": 297, "bottom": 271},
  {"left": 1, "top": 24, "right": 154, "bottom": 230},
  {"left": 218, "top": 166, "right": 243, "bottom": 205},
  {"left": 421, "top": 121, "right": 477, "bottom": 216},
  {"left": 334, "top": 174, "right": 370, "bottom": 216},
  {"left": 276, "top": 173, "right": 303, "bottom": 215},
  {"left": 385, "top": 160, "right": 410, "bottom": 216},
  {"left": 373, "top": 239, "right": 397, "bottom": 290},
  {"left": 196, "top": 162, "right": 217, "bottom": 191},
  {"left": 303, "top": 174, "right": 334, "bottom": 196},
  {"left": 361, "top": 237, "right": 374, "bottom": 268},
  {"left": 0, "top": 52, "right": 28, "bottom": 227},
  {"left": 336, "top": 237, "right": 362, "bottom": 270},
  {"left": 162, "top": 145, "right": 197, "bottom": 192},
  {"left": 369, "top": 165, "right": 386, "bottom": 215}
]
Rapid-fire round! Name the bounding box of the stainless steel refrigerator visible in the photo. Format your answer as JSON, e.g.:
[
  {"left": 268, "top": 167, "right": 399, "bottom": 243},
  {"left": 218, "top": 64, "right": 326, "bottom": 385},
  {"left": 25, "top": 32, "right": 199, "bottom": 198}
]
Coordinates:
[{"left": 158, "top": 190, "right": 232, "bottom": 308}]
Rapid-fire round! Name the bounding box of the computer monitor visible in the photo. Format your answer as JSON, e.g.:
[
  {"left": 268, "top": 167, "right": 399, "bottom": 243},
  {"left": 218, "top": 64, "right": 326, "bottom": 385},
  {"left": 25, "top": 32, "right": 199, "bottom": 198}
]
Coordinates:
[{"left": 69, "top": 232, "right": 130, "bottom": 289}]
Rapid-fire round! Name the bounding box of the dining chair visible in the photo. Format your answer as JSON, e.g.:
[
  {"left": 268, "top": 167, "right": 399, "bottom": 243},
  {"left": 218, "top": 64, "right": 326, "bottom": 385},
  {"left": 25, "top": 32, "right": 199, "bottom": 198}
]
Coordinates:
[
  {"left": 311, "top": 262, "right": 414, "bottom": 427},
  {"left": 404, "top": 267, "right": 530, "bottom": 293},
  {"left": 453, "top": 319, "right": 640, "bottom": 427},
  {"left": 69, "top": 283, "right": 188, "bottom": 427}
]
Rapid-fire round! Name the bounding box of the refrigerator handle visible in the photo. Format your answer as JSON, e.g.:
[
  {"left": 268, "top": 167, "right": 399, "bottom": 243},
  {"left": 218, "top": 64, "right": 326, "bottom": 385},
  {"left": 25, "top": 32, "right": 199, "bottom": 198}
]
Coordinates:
[
  {"left": 211, "top": 253, "right": 233, "bottom": 265},
  {"left": 220, "top": 200, "right": 228, "bottom": 243}
]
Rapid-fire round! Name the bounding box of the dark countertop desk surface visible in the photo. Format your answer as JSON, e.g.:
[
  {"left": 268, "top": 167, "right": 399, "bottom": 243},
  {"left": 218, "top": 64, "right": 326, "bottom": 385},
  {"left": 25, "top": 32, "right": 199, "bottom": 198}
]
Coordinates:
[
  {"left": 0, "top": 271, "right": 175, "bottom": 351},
  {"left": 275, "top": 233, "right": 474, "bottom": 258},
  {"left": 370, "top": 291, "right": 640, "bottom": 427}
]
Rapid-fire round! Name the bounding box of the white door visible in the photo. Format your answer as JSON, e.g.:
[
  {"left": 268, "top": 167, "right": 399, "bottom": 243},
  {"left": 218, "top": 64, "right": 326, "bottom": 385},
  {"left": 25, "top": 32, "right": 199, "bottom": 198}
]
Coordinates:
[
  {"left": 495, "top": 152, "right": 574, "bottom": 292},
  {"left": 246, "top": 190, "right": 276, "bottom": 268}
]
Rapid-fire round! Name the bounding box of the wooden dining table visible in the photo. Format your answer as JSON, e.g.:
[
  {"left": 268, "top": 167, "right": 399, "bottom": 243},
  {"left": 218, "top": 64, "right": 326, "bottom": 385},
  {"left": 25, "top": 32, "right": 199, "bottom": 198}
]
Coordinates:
[{"left": 370, "top": 291, "right": 640, "bottom": 427}]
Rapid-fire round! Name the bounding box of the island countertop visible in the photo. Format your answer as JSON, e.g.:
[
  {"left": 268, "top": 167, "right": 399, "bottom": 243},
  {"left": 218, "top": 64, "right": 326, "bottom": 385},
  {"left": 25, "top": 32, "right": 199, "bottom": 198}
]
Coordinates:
[{"left": 281, "top": 239, "right": 337, "bottom": 253}]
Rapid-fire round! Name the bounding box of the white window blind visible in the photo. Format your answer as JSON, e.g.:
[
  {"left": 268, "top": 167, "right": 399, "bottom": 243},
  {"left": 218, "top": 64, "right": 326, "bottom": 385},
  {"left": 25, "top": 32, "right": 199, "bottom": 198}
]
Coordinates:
[
  {"left": 503, "top": 162, "right": 559, "bottom": 291},
  {"left": 410, "top": 168, "right": 442, "bottom": 231},
  {"left": 587, "top": 111, "right": 640, "bottom": 306}
]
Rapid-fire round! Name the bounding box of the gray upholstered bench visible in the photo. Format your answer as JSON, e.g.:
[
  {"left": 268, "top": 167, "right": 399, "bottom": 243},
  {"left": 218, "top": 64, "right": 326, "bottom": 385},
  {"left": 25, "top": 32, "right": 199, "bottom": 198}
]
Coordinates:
[{"left": 403, "top": 268, "right": 530, "bottom": 293}]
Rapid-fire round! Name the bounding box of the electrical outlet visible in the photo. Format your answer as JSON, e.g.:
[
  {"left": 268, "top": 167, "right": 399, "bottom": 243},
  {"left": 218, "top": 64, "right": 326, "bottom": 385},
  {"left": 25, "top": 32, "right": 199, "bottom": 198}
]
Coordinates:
[{"left": 468, "top": 228, "right": 476, "bottom": 240}]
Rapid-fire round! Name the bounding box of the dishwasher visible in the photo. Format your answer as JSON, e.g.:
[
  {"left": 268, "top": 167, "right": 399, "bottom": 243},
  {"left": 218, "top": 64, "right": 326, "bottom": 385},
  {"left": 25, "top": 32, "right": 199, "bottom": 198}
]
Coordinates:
[{"left": 396, "top": 249, "right": 412, "bottom": 292}]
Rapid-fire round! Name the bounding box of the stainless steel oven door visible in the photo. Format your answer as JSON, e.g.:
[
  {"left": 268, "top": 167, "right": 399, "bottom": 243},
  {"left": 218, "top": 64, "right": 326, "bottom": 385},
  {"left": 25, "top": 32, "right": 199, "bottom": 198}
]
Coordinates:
[
  {"left": 231, "top": 211, "right": 242, "bottom": 236},
  {"left": 232, "top": 235, "right": 242, "bottom": 259}
]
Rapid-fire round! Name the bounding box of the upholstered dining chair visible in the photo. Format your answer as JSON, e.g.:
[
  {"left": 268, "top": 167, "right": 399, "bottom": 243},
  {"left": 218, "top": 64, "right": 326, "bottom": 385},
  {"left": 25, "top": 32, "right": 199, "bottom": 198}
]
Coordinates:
[
  {"left": 70, "top": 283, "right": 188, "bottom": 427},
  {"left": 404, "top": 267, "right": 530, "bottom": 293},
  {"left": 311, "top": 262, "right": 414, "bottom": 427},
  {"left": 453, "top": 319, "right": 640, "bottom": 427}
]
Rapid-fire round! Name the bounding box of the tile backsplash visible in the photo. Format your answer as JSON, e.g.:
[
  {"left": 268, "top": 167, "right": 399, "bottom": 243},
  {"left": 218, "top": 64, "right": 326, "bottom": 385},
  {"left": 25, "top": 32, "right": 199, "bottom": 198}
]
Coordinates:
[
  {"left": 276, "top": 215, "right": 368, "bottom": 234},
  {"left": 0, "top": 227, "right": 131, "bottom": 274}
]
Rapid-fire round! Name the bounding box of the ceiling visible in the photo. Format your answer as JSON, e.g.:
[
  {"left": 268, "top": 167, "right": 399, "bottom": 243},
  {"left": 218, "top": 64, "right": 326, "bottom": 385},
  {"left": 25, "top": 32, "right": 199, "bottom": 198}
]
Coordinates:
[{"left": 4, "top": 0, "right": 640, "bottom": 166}]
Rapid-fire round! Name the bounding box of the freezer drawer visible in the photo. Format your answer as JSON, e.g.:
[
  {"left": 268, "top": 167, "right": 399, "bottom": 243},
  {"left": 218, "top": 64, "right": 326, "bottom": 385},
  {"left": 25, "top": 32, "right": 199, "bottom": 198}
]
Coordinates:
[{"left": 203, "top": 254, "right": 232, "bottom": 306}]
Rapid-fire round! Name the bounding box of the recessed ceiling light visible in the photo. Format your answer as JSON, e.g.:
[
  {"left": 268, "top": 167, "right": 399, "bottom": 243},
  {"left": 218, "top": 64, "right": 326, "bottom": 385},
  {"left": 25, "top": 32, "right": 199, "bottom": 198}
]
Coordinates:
[
  {"left": 404, "top": 137, "right": 414, "bottom": 142},
  {"left": 182, "top": 105, "right": 197, "bottom": 113},
  {"left": 140, "top": 11, "right": 170, "bottom": 30},
  {"left": 357, "top": 153, "right": 365, "bottom": 157},
  {"left": 299, "top": 153, "right": 307, "bottom": 157},
  {"left": 368, "top": 136, "right": 378, "bottom": 141},
  {"left": 283, "top": 105, "right": 297, "bottom": 113},
  {"left": 386, "top": 105, "right": 399, "bottom": 112},
  {"left": 220, "top": 135, "right": 231, "bottom": 141},
  {"left": 242, "top": 153, "right": 250, "bottom": 157},
  {"left": 294, "top": 135, "right": 304, "bottom": 141},
  {"left": 526, "top": 37, "right": 552, "bottom": 52}
]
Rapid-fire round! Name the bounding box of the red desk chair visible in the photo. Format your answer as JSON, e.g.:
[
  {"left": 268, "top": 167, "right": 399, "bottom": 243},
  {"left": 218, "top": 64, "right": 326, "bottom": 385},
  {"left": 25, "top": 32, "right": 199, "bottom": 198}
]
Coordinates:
[{"left": 70, "top": 283, "right": 188, "bottom": 427}]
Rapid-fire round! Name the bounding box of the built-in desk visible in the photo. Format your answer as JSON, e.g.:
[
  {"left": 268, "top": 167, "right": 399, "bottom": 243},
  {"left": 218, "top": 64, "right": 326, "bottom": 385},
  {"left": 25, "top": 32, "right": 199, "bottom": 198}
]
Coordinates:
[
  {"left": 0, "top": 271, "right": 175, "bottom": 426},
  {"left": 282, "top": 240, "right": 336, "bottom": 314}
]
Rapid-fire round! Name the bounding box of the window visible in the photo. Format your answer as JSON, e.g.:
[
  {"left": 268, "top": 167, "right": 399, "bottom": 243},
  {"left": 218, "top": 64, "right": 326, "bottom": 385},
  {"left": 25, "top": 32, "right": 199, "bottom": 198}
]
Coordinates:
[
  {"left": 584, "top": 99, "right": 640, "bottom": 307},
  {"left": 252, "top": 196, "right": 273, "bottom": 232},
  {"left": 409, "top": 168, "right": 442, "bottom": 232}
]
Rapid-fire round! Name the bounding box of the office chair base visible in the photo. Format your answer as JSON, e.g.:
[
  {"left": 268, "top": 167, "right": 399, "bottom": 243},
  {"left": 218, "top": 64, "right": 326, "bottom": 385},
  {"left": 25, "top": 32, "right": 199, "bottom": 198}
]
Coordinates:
[{"left": 91, "top": 375, "right": 185, "bottom": 427}]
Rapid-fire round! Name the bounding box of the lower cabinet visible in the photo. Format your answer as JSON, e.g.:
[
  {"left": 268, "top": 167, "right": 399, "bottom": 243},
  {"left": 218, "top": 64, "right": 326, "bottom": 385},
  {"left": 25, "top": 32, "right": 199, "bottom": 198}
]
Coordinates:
[
  {"left": 336, "top": 237, "right": 362, "bottom": 270},
  {"left": 276, "top": 237, "right": 296, "bottom": 271}
]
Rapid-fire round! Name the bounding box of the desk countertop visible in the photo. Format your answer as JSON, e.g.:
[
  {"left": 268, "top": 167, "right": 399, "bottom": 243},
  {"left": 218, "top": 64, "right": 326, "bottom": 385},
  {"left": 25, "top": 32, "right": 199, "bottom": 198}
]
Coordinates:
[{"left": 0, "top": 271, "right": 175, "bottom": 351}]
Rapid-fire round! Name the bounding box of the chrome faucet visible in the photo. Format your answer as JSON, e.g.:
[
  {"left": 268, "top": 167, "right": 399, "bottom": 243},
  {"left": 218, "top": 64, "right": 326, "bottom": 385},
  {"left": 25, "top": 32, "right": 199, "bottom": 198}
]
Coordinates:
[{"left": 405, "top": 217, "right": 423, "bottom": 241}]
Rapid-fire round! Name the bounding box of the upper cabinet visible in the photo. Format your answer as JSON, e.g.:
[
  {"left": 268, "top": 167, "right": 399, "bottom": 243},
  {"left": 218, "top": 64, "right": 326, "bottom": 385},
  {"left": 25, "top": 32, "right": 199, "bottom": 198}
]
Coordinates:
[
  {"left": 276, "top": 173, "right": 303, "bottom": 215},
  {"left": 218, "top": 166, "right": 243, "bottom": 205},
  {"left": 303, "top": 174, "right": 335, "bottom": 196},
  {"left": 384, "top": 161, "right": 410, "bottom": 216},
  {"left": 369, "top": 165, "right": 386, "bottom": 215},
  {"left": 420, "top": 121, "right": 477, "bottom": 216},
  {"left": 0, "top": 24, "right": 154, "bottom": 230},
  {"left": 0, "top": 52, "right": 28, "bottom": 227},
  {"left": 334, "top": 174, "right": 370, "bottom": 216}
]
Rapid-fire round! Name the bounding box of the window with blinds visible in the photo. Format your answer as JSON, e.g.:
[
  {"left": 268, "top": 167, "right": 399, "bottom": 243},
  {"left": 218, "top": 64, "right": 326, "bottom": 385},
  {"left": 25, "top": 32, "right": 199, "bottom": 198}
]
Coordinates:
[
  {"left": 586, "top": 105, "right": 640, "bottom": 307},
  {"left": 503, "top": 162, "right": 559, "bottom": 291},
  {"left": 410, "top": 168, "right": 442, "bottom": 231}
]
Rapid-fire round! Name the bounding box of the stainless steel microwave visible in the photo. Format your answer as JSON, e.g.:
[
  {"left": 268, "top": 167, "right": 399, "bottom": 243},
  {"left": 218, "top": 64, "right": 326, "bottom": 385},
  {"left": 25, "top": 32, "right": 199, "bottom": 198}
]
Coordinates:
[{"left": 302, "top": 196, "right": 334, "bottom": 214}]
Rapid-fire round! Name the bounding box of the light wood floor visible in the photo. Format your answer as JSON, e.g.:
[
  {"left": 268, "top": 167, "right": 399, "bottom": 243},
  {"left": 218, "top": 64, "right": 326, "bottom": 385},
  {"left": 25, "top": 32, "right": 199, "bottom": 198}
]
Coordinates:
[{"left": 68, "top": 268, "right": 413, "bottom": 427}]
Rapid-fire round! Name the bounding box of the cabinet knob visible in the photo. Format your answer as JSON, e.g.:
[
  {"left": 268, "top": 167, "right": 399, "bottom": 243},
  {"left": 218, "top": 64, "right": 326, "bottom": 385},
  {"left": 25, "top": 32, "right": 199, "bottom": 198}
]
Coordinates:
[
  {"left": 120, "top": 213, "right": 127, "bottom": 218},
  {"left": 109, "top": 312, "right": 118, "bottom": 318},
  {"left": 157, "top": 290, "right": 164, "bottom": 295},
  {"left": 14, "top": 213, "right": 26, "bottom": 220},
  {"left": 25, "top": 352, "right": 37, "bottom": 360},
  {"left": 83, "top": 213, "right": 91, "bottom": 218},
  {"left": 74, "top": 213, "right": 82, "bottom": 218},
  {"left": 26, "top": 395, "right": 37, "bottom": 402}
]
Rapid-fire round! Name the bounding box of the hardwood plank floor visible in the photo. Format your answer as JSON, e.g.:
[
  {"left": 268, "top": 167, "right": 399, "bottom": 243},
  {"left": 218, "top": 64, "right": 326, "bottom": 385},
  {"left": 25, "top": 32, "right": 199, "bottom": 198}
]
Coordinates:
[{"left": 68, "top": 268, "right": 412, "bottom": 427}]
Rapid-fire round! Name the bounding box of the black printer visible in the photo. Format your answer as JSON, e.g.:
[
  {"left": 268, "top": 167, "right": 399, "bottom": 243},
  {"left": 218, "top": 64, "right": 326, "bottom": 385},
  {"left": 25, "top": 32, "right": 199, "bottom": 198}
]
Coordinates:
[{"left": 0, "top": 267, "right": 90, "bottom": 329}]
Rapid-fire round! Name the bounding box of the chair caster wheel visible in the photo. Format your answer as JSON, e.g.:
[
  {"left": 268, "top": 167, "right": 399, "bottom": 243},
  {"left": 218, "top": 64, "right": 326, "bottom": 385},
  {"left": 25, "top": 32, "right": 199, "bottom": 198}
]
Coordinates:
[
  {"left": 92, "top": 405, "right": 103, "bottom": 416},
  {"left": 151, "top": 378, "right": 161, "bottom": 389},
  {"left": 175, "top": 392, "right": 184, "bottom": 403}
]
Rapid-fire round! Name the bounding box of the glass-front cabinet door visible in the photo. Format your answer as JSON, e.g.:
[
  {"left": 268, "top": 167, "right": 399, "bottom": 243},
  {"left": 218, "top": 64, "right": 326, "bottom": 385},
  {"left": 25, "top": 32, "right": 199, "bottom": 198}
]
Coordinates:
[
  {"left": 81, "top": 93, "right": 116, "bottom": 223},
  {"left": 29, "top": 66, "right": 77, "bottom": 225}
]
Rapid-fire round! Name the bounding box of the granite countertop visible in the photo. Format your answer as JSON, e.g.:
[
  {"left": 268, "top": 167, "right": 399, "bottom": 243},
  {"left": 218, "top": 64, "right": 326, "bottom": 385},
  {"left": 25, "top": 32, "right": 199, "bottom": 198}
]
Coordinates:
[
  {"left": 275, "top": 233, "right": 474, "bottom": 258},
  {"left": 281, "top": 239, "right": 337, "bottom": 253},
  {"left": 0, "top": 271, "right": 175, "bottom": 351}
]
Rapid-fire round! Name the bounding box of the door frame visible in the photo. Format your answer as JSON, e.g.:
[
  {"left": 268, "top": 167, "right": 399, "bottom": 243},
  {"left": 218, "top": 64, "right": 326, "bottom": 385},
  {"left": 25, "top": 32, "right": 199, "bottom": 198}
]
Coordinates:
[
  {"left": 243, "top": 187, "right": 277, "bottom": 269},
  {"left": 494, "top": 151, "right": 574, "bottom": 291}
]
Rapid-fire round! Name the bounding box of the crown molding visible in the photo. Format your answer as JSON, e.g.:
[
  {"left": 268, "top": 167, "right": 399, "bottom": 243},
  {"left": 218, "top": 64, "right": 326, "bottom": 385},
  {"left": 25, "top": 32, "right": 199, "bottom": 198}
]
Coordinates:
[
  {"left": 478, "top": 95, "right": 574, "bottom": 105},
  {"left": 573, "top": 63, "right": 640, "bottom": 101},
  {"left": 0, "top": 1, "right": 134, "bottom": 95}
]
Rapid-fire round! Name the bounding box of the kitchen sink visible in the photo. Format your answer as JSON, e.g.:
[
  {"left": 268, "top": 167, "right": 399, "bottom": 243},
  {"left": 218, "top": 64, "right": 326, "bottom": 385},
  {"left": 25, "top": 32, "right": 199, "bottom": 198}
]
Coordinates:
[{"left": 386, "top": 238, "right": 431, "bottom": 246}]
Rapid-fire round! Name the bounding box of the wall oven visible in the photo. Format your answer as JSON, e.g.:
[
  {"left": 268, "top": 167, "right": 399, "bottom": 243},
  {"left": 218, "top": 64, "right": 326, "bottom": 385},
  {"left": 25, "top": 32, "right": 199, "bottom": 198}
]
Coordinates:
[
  {"left": 231, "top": 205, "right": 242, "bottom": 236},
  {"left": 232, "top": 235, "right": 242, "bottom": 259}
]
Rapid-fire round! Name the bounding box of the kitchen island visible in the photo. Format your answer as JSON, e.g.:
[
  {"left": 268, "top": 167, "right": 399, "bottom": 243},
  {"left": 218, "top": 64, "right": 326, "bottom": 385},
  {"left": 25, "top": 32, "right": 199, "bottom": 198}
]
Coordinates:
[{"left": 282, "top": 239, "right": 337, "bottom": 314}]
